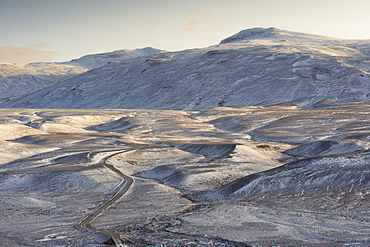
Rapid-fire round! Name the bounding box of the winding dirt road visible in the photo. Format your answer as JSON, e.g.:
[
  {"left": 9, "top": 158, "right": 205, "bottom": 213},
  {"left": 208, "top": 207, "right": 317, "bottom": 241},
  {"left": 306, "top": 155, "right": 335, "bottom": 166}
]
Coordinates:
[{"left": 76, "top": 150, "right": 135, "bottom": 246}]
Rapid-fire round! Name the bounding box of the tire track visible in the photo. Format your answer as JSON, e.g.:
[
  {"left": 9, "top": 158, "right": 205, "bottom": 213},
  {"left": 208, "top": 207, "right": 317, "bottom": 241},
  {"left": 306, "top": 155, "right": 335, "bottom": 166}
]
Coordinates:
[{"left": 76, "top": 150, "right": 135, "bottom": 246}]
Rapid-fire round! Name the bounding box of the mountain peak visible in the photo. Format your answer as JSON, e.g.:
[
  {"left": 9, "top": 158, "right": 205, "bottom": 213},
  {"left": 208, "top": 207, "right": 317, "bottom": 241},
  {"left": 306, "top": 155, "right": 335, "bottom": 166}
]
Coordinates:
[
  {"left": 220, "top": 27, "right": 336, "bottom": 44},
  {"left": 61, "top": 47, "right": 164, "bottom": 69}
]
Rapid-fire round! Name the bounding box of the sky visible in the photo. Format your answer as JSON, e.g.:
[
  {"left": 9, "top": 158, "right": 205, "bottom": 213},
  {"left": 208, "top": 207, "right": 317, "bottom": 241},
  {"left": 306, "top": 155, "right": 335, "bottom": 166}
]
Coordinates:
[{"left": 1, "top": 0, "right": 370, "bottom": 64}]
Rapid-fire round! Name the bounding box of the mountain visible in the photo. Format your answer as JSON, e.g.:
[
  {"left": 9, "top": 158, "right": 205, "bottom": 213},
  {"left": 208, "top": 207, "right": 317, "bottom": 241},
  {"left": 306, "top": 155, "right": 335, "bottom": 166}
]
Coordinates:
[
  {"left": 0, "top": 62, "right": 87, "bottom": 98},
  {"left": 2, "top": 27, "right": 370, "bottom": 109},
  {"left": 0, "top": 47, "right": 163, "bottom": 99},
  {"left": 60, "top": 47, "right": 164, "bottom": 69},
  {"left": 219, "top": 27, "right": 338, "bottom": 44}
]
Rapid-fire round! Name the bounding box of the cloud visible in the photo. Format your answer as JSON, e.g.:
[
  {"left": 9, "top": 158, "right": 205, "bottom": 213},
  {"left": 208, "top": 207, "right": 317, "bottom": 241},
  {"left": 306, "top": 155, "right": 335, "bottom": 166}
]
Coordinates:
[
  {"left": 212, "top": 13, "right": 235, "bottom": 30},
  {"left": 26, "top": 43, "right": 51, "bottom": 50},
  {"left": 143, "top": 18, "right": 162, "bottom": 28},
  {"left": 182, "top": 10, "right": 211, "bottom": 33},
  {"left": 0, "top": 45, "right": 57, "bottom": 64}
]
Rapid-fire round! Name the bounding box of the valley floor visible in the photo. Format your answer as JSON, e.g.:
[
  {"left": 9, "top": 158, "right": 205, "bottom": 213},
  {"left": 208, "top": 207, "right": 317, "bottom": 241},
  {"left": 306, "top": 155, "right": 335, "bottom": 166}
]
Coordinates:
[{"left": 0, "top": 103, "right": 369, "bottom": 246}]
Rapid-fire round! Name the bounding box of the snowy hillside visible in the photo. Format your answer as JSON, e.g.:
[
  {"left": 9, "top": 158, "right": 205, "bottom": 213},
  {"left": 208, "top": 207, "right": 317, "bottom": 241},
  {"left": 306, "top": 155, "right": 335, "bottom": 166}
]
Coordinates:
[
  {"left": 2, "top": 27, "right": 370, "bottom": 109},
  {"left": 60, "top": 47, "right": 164, "bottom": 69},
  {"left": 198, "top": 150, "right": 370, "bottom": 201},
  {"left": 0, "top": 62, "right": 87, "bottom": 98},
  {"left": 220, "top": 27, "right": 338, "bottom": 44},
  {"left": 0, "top": 47, "right": 163, "bottom": 98}
]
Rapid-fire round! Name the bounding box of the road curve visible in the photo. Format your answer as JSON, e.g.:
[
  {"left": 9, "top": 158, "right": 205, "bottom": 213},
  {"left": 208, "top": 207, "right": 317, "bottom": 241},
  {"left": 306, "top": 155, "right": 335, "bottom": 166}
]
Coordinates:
[{"left": 76, "top": 150, "right": 135, "bottom": 246}]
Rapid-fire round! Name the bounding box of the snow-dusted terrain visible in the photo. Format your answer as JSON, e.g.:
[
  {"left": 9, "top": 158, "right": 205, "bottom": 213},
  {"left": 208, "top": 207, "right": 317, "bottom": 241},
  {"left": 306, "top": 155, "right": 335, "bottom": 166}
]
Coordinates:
[
  {"left": 60, "top": 47, "right": 163, "bottom": 69},
  {"left": 2, "top": 27, "right": 370, "bottom": 109},
  {"left": 0, "top": 47, "right": 162, "bottom": 99},
  {"left": 0, "top": 28, "right": 370, "bottom": 246},
  {"left": 0, "top": 62, "right": 87, "bottom": 98},
  {"left": 0, "top": 103, "right": 369, "bottom": 246}
]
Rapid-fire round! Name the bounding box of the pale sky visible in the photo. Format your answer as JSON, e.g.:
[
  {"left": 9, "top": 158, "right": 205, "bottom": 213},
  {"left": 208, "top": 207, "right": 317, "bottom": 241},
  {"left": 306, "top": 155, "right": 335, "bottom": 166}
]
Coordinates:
[{"left": 1, "top": 0, "right": 370, "bottom": 64}]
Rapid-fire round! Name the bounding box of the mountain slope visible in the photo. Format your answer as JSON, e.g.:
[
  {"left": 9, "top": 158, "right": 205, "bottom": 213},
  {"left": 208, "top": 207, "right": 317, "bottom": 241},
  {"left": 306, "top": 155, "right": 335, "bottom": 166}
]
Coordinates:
[
  {"left": 0, "top": 47, "right": 163, "bottom": 99},
  {"left": 0, "top": 62, "right": 87, "bottom": 98},
  {"left": 220, "top": 27, "right": 338, "bottom": 44},
  {"left": 60, "top": 47, "right": 163, "bottom": 69},
  {"left": 2, "top": 27, "right": 370, "bottom": 109}
]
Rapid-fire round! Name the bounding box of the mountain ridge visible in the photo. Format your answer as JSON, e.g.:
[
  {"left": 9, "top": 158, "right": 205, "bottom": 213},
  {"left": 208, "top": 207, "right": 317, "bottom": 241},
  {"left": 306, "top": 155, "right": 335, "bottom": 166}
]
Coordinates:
[
  {"left": 220, "top": 27, "right": 339, "bottom": 44},
  {"left": 0, "top": 47, "right": 163, "bottom": 98},
  {"left": 0, "top": 62, "right": 87, "bottom": 98},
  {"left": 1, "top": 27, "right": 370, "bottom": 109},
  {"left": 59, "top": 47, "right": 164, "bottom": 69}
]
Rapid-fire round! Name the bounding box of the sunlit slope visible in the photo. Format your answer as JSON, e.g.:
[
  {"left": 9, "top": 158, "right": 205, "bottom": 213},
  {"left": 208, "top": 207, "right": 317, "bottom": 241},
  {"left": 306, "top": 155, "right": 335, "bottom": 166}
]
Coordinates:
[
  {"left": 197, "top": 150, "right": 370, "bottom": 201},
  {"left": 2, "top": 27, "right": 370, "bottom": 109},
  {"left": 0, "top": 48, "right": 162, "bottom": 99},
  {"left": 0, "top": 62, "right": 87, "bottom": 98},
  {"left": 60, "top": 47, "right": 163, "bottom": 69}
]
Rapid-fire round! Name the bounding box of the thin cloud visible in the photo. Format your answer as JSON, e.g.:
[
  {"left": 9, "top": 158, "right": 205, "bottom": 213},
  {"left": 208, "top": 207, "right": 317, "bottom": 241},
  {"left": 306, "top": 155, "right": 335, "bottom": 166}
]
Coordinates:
[
  {"left": 182, "top": 10, "right": 211, "bottom": 33},
  {"left": 27, "top": 43, "right": 51, "bottom": 50},
  {"left": 0, "top": 45, "right": 57, "bottom": 65},
  {"left": 212, "top": 13, "right": 235, "bottom": 30},
  {"left": 143, "top": 18, "right": 163, "bottom": 28}
]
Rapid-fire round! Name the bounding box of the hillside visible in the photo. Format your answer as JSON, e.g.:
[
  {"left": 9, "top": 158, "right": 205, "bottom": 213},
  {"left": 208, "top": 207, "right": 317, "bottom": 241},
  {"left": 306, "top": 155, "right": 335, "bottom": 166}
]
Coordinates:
[
  {"left": 60, "top": 47, "right": 163, "bottom": 69},
  {"left": 0, "top": 62, "right": 87, "bottom": 98},
  {"left": 0, "top": 47, "right": 163, "bottom": 99},
  {"left": 1, "top": 27, "right": 370, "bottom": 109},
  {"left": 197, "top": 150, "right": 370, "bottom": 201}
]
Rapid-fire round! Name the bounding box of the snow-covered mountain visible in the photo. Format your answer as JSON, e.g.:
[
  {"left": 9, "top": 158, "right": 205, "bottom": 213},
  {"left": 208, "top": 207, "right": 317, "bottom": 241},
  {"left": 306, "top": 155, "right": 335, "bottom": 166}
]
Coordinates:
[
  {"left": 0, "top": 62, "right": 87, "bottom": 98},
  {"left": 220, "top": 27, "right": 338, "bottom": 44},
  {"left": 2, "top": 27, "right": 370, "bottom": 109},
  {"left": 60, "top": 47, "right": 163, "bottom": 69},
  {"left": 0, "top": 47, "right": 163, "bottom": 98}
]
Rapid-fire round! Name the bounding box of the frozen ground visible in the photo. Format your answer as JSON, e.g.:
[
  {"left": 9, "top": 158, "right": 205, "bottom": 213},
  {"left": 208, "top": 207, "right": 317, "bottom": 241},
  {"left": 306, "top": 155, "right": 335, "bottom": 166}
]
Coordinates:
[{"left": 0, "top": 104, "right": 369, "bottom": 246}]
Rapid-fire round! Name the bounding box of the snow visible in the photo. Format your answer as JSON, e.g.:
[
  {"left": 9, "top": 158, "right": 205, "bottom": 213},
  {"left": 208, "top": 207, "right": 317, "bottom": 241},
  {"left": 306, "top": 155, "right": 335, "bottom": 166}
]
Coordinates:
[
  {"left": 219, "top": 27, "right": 338, "bottom": 44},
  {"left": 0, "top": 47, "right": 163, "bottom": 98},
  {"left": 60, "top": 47, "right": 164, "bottom": 69},
  {"left": 199, "top": 150, "right": 370, "bottom": 201},
  {"left": 283, "top": 140, "right": 370, "bottom": 157},
  {"left": 0, "top": 105, "right": 369, "bottom": 245},
  {"left": 1, "top": 28, "right": 370, "bottom": 246},
  {"left": 2, "top": 28, "right": 370, "bottom": 109},
  {"left": 0, "top": 62, "right": 87, "bottom": 98}
]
